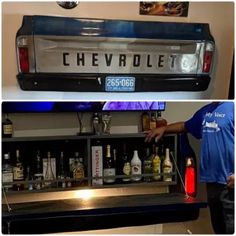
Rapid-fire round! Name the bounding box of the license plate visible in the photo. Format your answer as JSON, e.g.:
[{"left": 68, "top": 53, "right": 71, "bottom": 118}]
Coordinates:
[{"left": 105, "top": 77, "right": 135, "bottom": 92}]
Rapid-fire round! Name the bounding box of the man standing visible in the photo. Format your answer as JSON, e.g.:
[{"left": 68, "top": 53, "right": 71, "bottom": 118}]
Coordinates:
[{"left": 145, "top": 102, "right": 234, "bottom": 234}]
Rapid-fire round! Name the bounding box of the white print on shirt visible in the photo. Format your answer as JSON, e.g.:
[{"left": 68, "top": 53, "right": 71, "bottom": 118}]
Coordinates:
[{"left": 202, "top": 112, "right": 225, "bottom": 133}]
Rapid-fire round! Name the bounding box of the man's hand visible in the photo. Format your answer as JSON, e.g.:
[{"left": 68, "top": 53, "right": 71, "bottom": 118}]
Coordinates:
[
  {"left": 227, "top": 174, "right": 234, "bottom": 188},
  {"left": 144, "top": 126, "right": 166, "bottom": 142}
]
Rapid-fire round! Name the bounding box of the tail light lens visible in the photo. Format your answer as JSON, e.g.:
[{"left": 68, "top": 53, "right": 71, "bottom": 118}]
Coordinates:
[
  {"left": 202, "top": 43, "right": 214, "bottom": 73},
  {"left": 18, "top": 47, "right": 29, "bottom": 73}
]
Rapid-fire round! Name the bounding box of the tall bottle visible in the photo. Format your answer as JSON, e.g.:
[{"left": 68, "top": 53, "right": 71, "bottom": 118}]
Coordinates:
[
  {"left": 149, "top": 112, "right": 157, "bottom": 130},
  {"left": 92, "top": 112, "right": 101, "bottom": 135},
  {"left": 121, "top": 143, "right": 131, "bottom": 182},
  {"left": 143, "top": 147, "right": 152, "bottom": 182},
  {"left": 13, "top": 149, "right": 24, "bottom": 191},
  {"left": 141, "top": 112, "right": 150, "bottom": 131},
  {"left": 152, "top": 146, "right": 161, "bottom": 181},
  {"left": 131, "top": 150, "right": 142, "bottom": 182},
  {"left": 162, "top": 148, "right": 173, "bottom": 182},
  {"left": 2, "top": 153, "right": 13, "bottom": 191},
  {"left": 58, "top": 151, "right": 66, "bottom": 188},
  {"left": 103, "top": 145, "right": 116, "bottom": 184},
  {"left": 156, "top": 111, "right": 167, "bottom": 128},
  {"left": 2, "top": 114, "right": 13, "bottom": 138},
  {"left": 185, "top": 157, "right": 196, "bottom": 197},
  {"left": 44, "top": 151, "right": 55, "bottom": 187},
  {"left": 34, "top": 150, "right": 43, "bottom": 190},
  {"left": 25, "top": 166, "right": 34, "bottom": 191}
]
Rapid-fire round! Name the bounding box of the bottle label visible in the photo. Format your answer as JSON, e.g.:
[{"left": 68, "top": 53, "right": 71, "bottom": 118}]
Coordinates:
[
  {"left": 2, "top": 172, "right": 13, "bottom": 183},
  {"left": 123, "top": 163, "right": 131, "bottom": 176},
  {"left": 74, "top": 167, "right": 84, "bottom": 179},
  {"left": 3, "top": 124, "right": 13, "bottom": 135},
  {"left": 153, "top": 158, "right": 161, "bottom": 180},
  {"left": 144, "top": 160, "right": 152, "bottom": 173},
  {"left": 103, "top": 168, "right": 115, "bottom": 183},
  {"left": 13, "top": 165, "right": 24, "bottom": 180},
  {"left": 131, "top": 164, "right": 141, "bottom": 174},
  {"left": 163, "top": 166, "right": 172, "bottom": 181}
]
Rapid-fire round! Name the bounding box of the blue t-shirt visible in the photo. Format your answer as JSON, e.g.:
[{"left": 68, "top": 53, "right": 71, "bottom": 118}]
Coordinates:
[{"left": 185, "top": 102, "right": 234, "bottom": 184}]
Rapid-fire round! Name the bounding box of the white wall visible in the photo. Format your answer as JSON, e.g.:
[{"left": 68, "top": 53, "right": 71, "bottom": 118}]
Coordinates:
[{"left": 2, "top": 2, "right": 234, "bottom": 99}]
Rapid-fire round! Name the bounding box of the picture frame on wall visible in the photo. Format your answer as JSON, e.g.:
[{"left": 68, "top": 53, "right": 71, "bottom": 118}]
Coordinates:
[{"left": 139, "top": 2, "right": 189, "bottom": 17}]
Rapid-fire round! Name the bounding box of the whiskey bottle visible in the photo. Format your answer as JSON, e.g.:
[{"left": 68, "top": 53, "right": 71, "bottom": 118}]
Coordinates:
[
  {"left": 162, "top": 148, "right": 173, "bottom": 182},
  {"left": 152, "top": 146, "right": 161, "bottom": 181},
  {"left": 2, "top": 114, "right": 13, "bottom": 138},
  {"left": 13, "top": 149, "right": 24, "bottom": 191},
  {"left": 34, "top": 150, "right": 43, "bottom": 190},
  {"left": 73, "top": 156, "right": 85, "bottom": 186},
  {"left": 131, "top": 150, "right": 142, "bottom": 182},
  {"left": 149, "top": 112, "right": 157, "bottom": 130},
  {"left": 103, "top": 145, "right": 116, "bottom": 184},
  {"left": 2, "top": 153, "right": 13, "bottom": 191},
  {"left": 141, "top": 112, "right": 150, "bottom": 131}
]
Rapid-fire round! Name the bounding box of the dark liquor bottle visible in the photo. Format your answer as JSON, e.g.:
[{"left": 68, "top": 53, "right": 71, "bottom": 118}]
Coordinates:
[
  {"left": 2, "top": 153, "right": 13, "bottom": 191},
  {"left": 72, "top": 155, "right": 85, "bottom": 187},
  {"left": 143, "top": 147, "right": 152, "bottom": 182},
  {"left": 58, "top": 151, "right": 66, "bottom": 188},
  {"left": 121, "top": 143, "right": 131, "bottom": 183},
  {"left": 141, "top": 112, "right": 150, "bottom": 131},
  {"left": 34, "top": 150, "right": 43, "bottom": 190},
  {"left": 103, "top": 145, "right": 116, "bottom": 184},
  {"left": 2, "top": 114, "right": 13, "bottom": 138},
  {"left": 13, "top": 149, "right": 24, "bottom": 191},
  {"left": 156, "top": 111, "right": 167, "bottom": 128},
  {"left": 149, "top": 112, "right": 156, "bottom": 130}
]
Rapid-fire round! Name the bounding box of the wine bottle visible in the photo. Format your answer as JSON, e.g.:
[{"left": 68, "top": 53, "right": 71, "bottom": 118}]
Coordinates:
[
  {"left": 103, "top": 145, "right": 116, "bottom": 184},
  {"left": 143, "top": 147, "right": 152, "bottom": 182},
  {"left": 162, "top": 148, "right": 173, "bottom": 182},
  {"left": 131, "top": 150, "right": 142, "bottom": 182},
  {"left": 121, "top": 143, "right": 131, "bottom": 182},
  {"left": 152, "top": 146, "right": 161, "bottom": 181}
]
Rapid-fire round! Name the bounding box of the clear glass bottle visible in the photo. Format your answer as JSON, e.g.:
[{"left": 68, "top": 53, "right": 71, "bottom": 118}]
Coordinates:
[
  {"left": 131, "top": 150, "right": 142, "bottom": 182},
  {"left": 34, "top": 150, "right": 43, "bottom": 190},
  {"left": 103, "top": 145, "right": 116, "bottom": 184},
  {"left": 152, "top": 146, "right": 161, "bottom": 181},
  {"left": 25, "top": 166, "right": 34, "bottom": 191},
  {"left": 92, "top": 112, "right": 101, "bottom": 135},
  {"left": 44, "top": 151, "right": 55, "bottom": 187},
  {"left": 13, "top": 149, "right": 24, "bottom": 191},
  {"left": 58, "top": 151, "right": 66, "bottom": 188},
  {"left": 162, "top": 148, "right": 173, "bottom": 182},
  {"left": 2, "top": 153, "right": 13, "bottom": 191}
]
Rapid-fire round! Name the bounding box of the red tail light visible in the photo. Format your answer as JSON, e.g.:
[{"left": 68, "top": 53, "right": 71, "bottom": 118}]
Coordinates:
[
  {"left": 202, "top": 51, "right": 213, "bottom": 73},
  {"left": 185, "top": 158, "right": 196, "bottom": 197},
  {"left": 19, "top": 47, "right": 29, "bottom": 73}
]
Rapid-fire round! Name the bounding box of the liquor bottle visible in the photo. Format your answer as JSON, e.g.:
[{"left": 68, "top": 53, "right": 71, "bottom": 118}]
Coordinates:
[
  {"left": 121, "top": 143, "right": 131, "bottom": 182},
  {"left": 143, "top": 147, "right": 152, "bottom": 182},
  {"left": 13, "top": 149, "right": 24, "bottom": 191},
  {"left": 131, "top": 150, "right": 142, "bottom": 182},
  {"left": 103, "top": 145, "right": 116, "bottom": 184},
  {"left": 2, "top": 153, "right": 13, "bottom": 191},
  {"left": 72, "top": 156, "right": 85, "bottom": 186},
  {"left": 92, "top": 112, "right": 101, "bottom": 135},
  {"left": 149, "top": 112, "right": 156, "bottom": 130},
  {"left": 162, "top": 148, "right": 173, "bottom": 182},
  {"left": 34, "top": 150, "right": 43, "bottom": 190},
  {"left": 58, "top": 151, "right": 66, "bottom": 188},
  {"left": 152, "top": 146, "right": 161, "bottom": 181},
  {"left": 156, "top": 111, "right": 167, "bottom": 128},
  {"left": 44, "top": 151, "right": 55, "bottom": 187},
  {"left": 2, "top": 114, "right": 13, "bottom": 138},
  {"left": 185, "top": 157, "right": 196, "bottom": 197},
  {"left": 141, "top": 112, "right": 150, "bottom": 131},
  {"left": 25, "top": 166, "right": 34, "bottom": 191}
]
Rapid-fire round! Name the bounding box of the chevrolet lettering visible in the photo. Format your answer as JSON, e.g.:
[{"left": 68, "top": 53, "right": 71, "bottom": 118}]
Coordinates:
[{"left": 16, "top": 16, "right": 215, "bottom": 92}]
